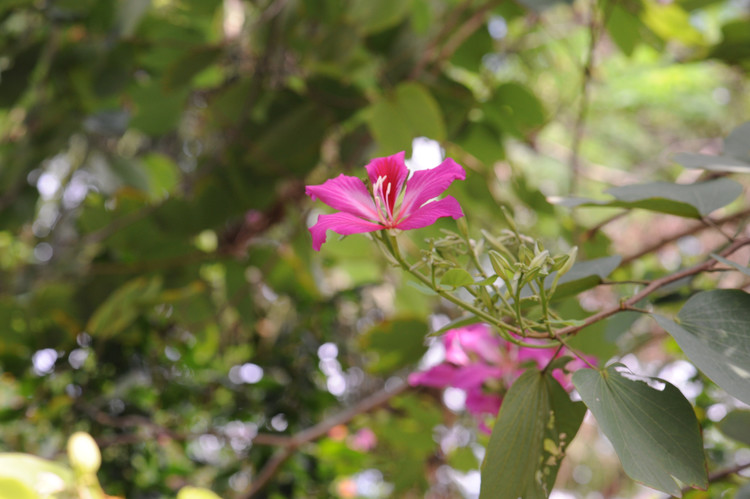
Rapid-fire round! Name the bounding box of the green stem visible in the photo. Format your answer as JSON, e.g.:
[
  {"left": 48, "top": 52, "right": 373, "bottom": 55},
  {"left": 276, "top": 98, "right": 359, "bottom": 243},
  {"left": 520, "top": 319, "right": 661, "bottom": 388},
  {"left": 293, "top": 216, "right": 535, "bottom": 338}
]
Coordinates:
[{"left": 376, "top": 232, "right": 555, "bottom": 348}]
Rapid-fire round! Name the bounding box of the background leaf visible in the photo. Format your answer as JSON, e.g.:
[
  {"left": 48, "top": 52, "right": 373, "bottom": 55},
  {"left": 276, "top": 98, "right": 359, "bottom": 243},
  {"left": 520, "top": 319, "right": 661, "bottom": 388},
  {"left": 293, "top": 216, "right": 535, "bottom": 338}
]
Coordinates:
[
  {"left": 718, "top": 410, "right": 750, "bottom": 446},
  {"left": 654, "top": 290, "right": 750, "bottom": 405},
  {"left": 558, "top": 179, "right": 743, "bottom": 218}
]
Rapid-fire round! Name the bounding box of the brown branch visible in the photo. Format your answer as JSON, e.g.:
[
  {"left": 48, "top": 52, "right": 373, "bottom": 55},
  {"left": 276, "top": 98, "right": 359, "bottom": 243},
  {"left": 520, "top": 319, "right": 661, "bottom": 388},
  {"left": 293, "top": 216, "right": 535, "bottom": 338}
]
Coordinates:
[
  {"left": 675, "top": 460, "right": 750, "bottom": 497},
  {"left": 568, "top": 0, "right": 599, "bottom": 196},
  {"left": 237, "top": 379, "right": 410, "bottom": 498},
  {"left": 620, "top": 207, "right": 750, "bottom": 266},
  {"left": 409, "top": 0, "right": 499, "bottom": 79},
  {"left": 556, "top": 237, "right": 750, "bottom": 337}
]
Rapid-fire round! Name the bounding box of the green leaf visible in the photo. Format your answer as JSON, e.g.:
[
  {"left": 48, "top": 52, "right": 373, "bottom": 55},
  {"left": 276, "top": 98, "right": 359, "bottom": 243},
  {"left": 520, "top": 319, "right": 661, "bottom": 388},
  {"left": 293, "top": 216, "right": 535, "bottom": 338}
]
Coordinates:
[
  {"left": 479, "top": 370, "right": 586, "bottom": 499},
  {"left": 711, "top": 253, "right": 750, "bottom": 276},
  {"left": 349, "top": 0, "right": 413, "bottom": 34},
  {"left": 573, "top": 365, "right": 707, "bottom": 496},
  {"left": 163, "top": 45, "right": 222, "bottom": 91},
  {"left": 641, "top": 1, "right": 704, "bottom": 47},
  {"left": 142, "top": 152, "right": 180, "bottom": 200},
  {"left": 723, "top": 121, "right": 750, "bottom": 161},
  {"left": 485, "top": 83, "right": 546, "bottom": 138},
  {"left": 673, "top": 153, "right": 750, "bottom": 173},
  {"left": 366, "top": 82, "right": 446, "bottom": 154},
  {"left": 544, "top": 255, "right": 621, "bottom": 299},
  {"left": 439, "top": 268, "right": 476, "bottom": 289},
  {"left": 718, "top": 410, "right": 750, "bottom": 446},
  {"left": 605, "top": 3, "right": 645, "bottom": 56},
  {"left": 86, "top": 276, "right": 163, "bottom": 338},
  {"left": 359, "top": 318, "right": 428, "bottom": 374},
  {"left": 654, "top": 290, "right": 750, "bottom": 405},
  {"left": 177, "top": 486, "right": 223, "bottom": 499},
  {"left": 129, "top": 81, "right": 189, "bottom": 135},
  {"left": 558, "top": 178, "right": 743, "bottom": 218},
  {"left": 0, "top": 453, "right": 74, "bottom": 497}
]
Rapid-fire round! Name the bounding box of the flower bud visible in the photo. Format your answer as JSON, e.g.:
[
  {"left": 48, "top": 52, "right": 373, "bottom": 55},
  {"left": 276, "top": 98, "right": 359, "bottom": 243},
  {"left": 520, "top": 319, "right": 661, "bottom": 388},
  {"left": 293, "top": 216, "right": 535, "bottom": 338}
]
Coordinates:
[
  {"left": 67, "top": 431, "right": 101, "bottom": 475},
  {"left": 489, "top": 250, "right": 512, "bottom": 278},
  {"left": 557, "top": 247, "right": 578, "bottom": 278}
]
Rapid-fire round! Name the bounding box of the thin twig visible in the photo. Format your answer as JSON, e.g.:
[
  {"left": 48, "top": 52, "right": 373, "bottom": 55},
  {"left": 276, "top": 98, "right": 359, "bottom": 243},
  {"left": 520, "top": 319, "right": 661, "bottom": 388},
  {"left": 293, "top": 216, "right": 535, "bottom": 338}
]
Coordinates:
[
  {"left": 674, "top": 460, "right": 750, "bottom": 497},
  {"left": 620, "top": 207, "right": 750, "bottom": 266},
  {"left": 568, "top": 0, "right": 599, "bottom": 196},
  {"left": 237, "top": 379, "right": 410, "bottom": 498},
  {"left": 555, "top": 237, "right": 750, "bottom": 337}
]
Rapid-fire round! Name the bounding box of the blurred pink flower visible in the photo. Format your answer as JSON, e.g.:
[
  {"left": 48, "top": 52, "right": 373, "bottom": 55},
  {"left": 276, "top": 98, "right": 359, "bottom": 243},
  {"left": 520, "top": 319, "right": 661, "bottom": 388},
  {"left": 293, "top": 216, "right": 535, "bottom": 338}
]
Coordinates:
[
  {"left": 349, "top": 428, "right": 377, "bottom": 452},
  {"left": 408, "top": 324, "right": 594, "bottom": 432},
  {"left": 305, "top": 152, "right": 466, "bottom": 250}
]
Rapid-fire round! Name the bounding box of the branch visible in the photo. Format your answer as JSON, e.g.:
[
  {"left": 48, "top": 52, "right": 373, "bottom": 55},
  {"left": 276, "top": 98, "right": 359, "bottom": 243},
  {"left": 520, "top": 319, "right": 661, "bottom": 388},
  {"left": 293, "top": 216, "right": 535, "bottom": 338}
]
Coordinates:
[
  {"left": 237, "top": 379, "right": 410, "bottom": 498},
  {"left": 620, "top": 207, "right": 750, "bottom": 266},
  {"left": 568, "top": 0, "right": 599, "bottom": 196},
  {"left": 675, "top": 460, "right": 750, "bottom": 497},
  {"left": 409, "top": 0, "right": 499, "bottom": 79},
  {"left": 556, "top": 237, "right": 750, "bottom": 337}
]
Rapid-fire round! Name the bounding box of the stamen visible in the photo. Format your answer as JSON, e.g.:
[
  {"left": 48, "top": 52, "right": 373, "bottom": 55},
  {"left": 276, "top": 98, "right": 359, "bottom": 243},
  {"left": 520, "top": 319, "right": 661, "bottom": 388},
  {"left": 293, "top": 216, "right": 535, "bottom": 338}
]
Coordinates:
[{"left": 372, "top": 176, "right": 389, "bottom": 226}]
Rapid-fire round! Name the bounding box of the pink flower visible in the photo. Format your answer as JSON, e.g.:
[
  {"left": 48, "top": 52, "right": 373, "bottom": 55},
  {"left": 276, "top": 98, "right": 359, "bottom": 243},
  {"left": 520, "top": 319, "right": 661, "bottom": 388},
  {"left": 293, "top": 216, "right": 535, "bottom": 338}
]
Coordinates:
[
  {"left": 444, "top": 324, "right": 504, "bottom": 366},
  {"left": 305, "top": 152, "right": 466, "bottom": 250},
  {"left": 349, "top": 428, "right": 377, "bottom": 452},
  {"left": 409, "top": 324, "right": 594, "bottom": 432}
]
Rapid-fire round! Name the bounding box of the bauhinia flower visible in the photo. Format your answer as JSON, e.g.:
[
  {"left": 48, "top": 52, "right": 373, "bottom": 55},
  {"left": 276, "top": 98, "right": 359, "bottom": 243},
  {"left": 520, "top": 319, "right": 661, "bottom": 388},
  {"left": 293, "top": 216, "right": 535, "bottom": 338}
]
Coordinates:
[
  {"left": 409, "top": 324, "right": 594, "bottom": 432},
  {"left": 305, "top": 151, "right": 466, "bottom": 251}
]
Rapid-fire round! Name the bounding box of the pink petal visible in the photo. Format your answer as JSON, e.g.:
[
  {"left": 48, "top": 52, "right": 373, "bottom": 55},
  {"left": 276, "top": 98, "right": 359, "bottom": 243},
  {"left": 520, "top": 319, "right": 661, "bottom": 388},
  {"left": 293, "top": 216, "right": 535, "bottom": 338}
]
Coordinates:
[
  {"left": 399, "top": 157, "right": 465, "bottom": 217},
  {"left": 465, "top": 387, "right": 502, "bottom": 416},
  {"left": 408, "top": 364, "right": 458, "bottom": 388},
  {"left": 452, "top": 364, "right": 504, "bottom": 390},
  {"left": 443, "top": 330, "right": 471, "bottom": 366},
  {"left": 450, "top": 324, "right": 504, "bottom": 365},
  {"left": 308, "top": 212, "right": 384, "bottom": 251},
  {"left": 365, "top": 152, "right": 409, "bottom": 216},
  {"left": 394, "top": 196, "right": 464, "bottom": 231},
  {"left": 306, "top": 174, "right": 379, "bottom": 221}
]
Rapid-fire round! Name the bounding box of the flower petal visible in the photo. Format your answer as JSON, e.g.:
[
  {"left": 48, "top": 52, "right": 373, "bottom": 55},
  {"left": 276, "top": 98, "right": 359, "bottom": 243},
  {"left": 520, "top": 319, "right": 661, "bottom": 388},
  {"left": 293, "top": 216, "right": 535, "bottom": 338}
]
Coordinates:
[
  {"left": 394, "top": 196, "right": 464, "bottom": 231},
  {"left": 306, "top": 174, "right": 379, "bottom": 220},
  {"left": 365, "top": 152, "right": 409, "bottom": 215},
  {"left": 452, "top": 364, "right": 504, "bottom": 390},
  {"left": 465, "top": 387, "right": 502, "bottom": 416},
  {"left": 444, "top": 324, "right": 503, "bottom": 366},
  {"left": 399, "top": 157, "right": 465, "bottom": 217},
  {"left": 308, "top": 212, "right": 384, "bottom": 251},
  {"left": 408, "top": 364, "right": 458, "bottom": 388}
]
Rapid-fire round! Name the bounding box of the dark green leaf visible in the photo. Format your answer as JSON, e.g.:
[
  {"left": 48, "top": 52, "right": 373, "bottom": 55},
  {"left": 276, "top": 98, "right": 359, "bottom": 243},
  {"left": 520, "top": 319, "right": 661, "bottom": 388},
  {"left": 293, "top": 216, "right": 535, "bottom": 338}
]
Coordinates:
[
  {"left": 359, "top": 318, "right": 428, "bottom": 374},
  {"left": 480, "top": 370, "right": 586, "bottom": 499},
  {"left": 654, "top": 290, "right": 750, "bottom": 405},
  {"left": 572, "top": 365, "right": 707, "bottom": 496},
  {"left": 718, "top": 410, "right": 750, "bottom": 446},
  {"left": 485, "top": 83, "right": 546, "bottom": 138},
  {"left": 86, "top": 277, "right": 163, "bottom": 338},
  {"left": 163, "top": 45, "right": 222, "bottom": 91},
  {"left": 349, "top": 0, "right": 412, "bottom": 34},
  {"left": 673, "top": 153, "right": 750, "bottom": 173},
  {"left": 724, "top": 121, "right": 750, "bottom": 161},
  {"left": 558, "top": 179, "right": 743, "bottom": 218},
  {"left": 366, "top": 82, "right": 446, "bottom": 154}
]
